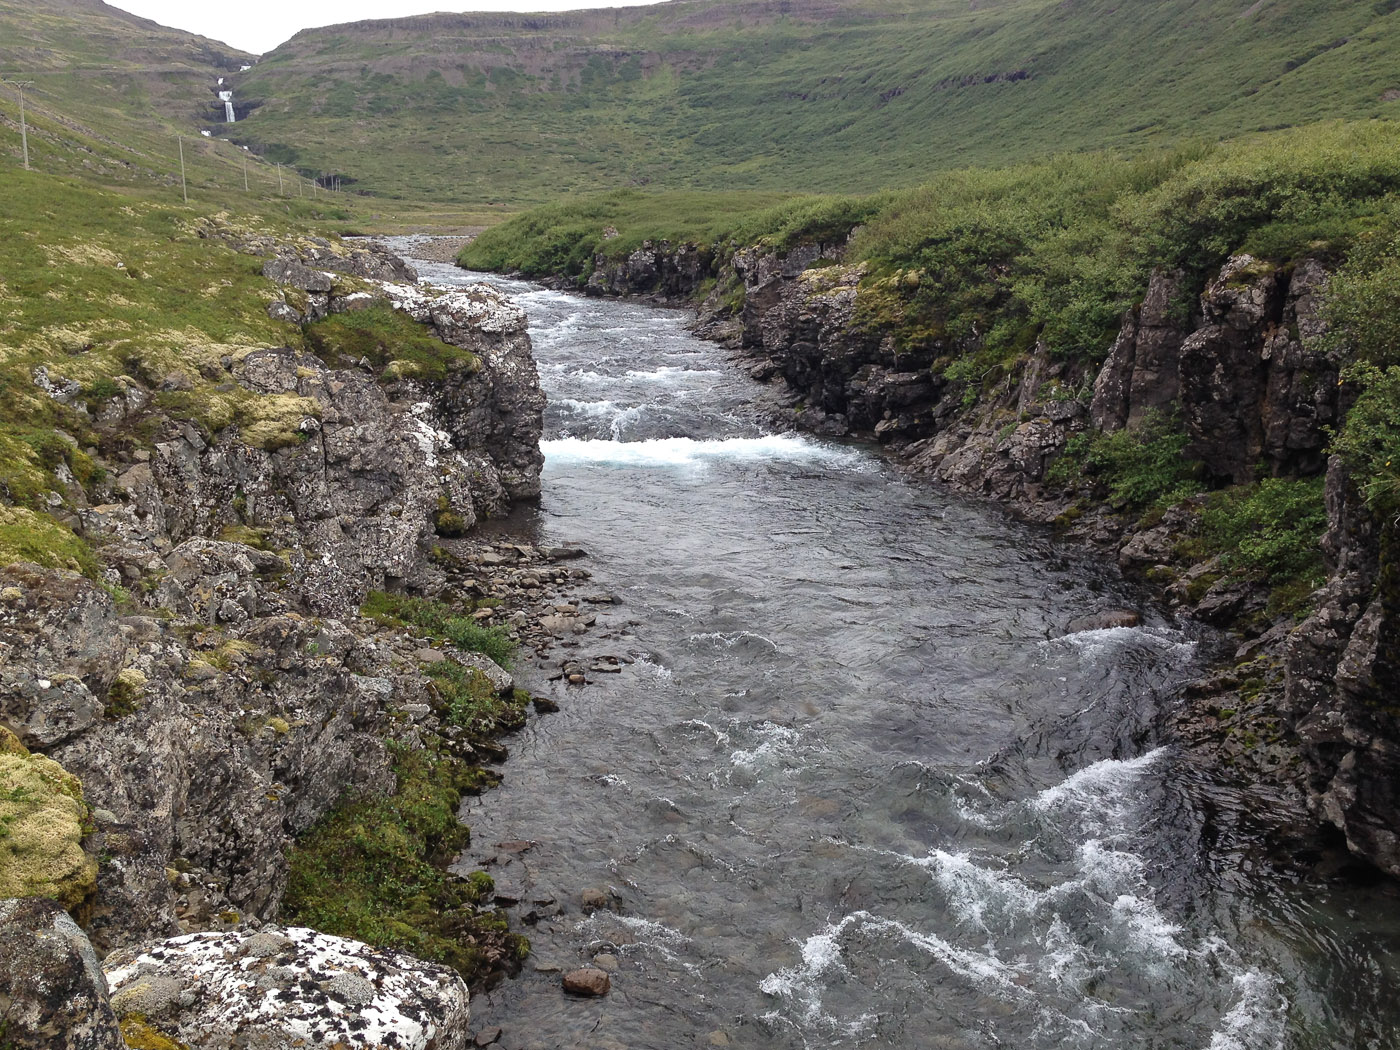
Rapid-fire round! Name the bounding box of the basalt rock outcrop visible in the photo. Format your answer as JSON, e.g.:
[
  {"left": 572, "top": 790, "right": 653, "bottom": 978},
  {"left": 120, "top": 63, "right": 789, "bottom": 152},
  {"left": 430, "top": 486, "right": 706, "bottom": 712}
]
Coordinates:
[{"left": 1, "top": 239, "right": 547, "bottom": 1038}]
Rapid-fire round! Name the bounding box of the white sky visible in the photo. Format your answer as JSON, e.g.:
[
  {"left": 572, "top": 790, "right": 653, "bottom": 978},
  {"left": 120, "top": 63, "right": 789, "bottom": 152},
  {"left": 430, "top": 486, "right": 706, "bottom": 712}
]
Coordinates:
[{"left": 107, "top": 0, "right": 665, "bottom": 56}]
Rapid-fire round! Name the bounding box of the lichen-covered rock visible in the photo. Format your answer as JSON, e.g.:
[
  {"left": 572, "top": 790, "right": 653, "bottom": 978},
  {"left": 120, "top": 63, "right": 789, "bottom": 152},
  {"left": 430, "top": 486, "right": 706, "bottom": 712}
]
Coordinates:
[
  {"left": 0, "top": 896, "right": 124, "bottom": 1050},
  {"left": 112, "top": 289, "right": 543, "bottom": 619},
  {"left": 104, "top": 926, "right": 470, "bottom": 1050},
  {"left": 0, "top": 565, "right": 124, "bottom": 747},
  {"left": 0, "top": 728, "right": 98, "bottom": 909},
  {"left": 1283, "top": 457, "right": 1400, "bottom": 876}
]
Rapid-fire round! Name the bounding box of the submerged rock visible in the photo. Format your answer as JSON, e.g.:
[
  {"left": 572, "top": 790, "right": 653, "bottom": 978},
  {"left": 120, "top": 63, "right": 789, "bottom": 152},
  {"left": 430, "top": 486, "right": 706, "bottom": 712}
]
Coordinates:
[
  {"left": 561, "top": 967, "right": 611, "bottom": 997},
  {"left": 103, "top": 926, "right": 471, "bottom": 1050}
]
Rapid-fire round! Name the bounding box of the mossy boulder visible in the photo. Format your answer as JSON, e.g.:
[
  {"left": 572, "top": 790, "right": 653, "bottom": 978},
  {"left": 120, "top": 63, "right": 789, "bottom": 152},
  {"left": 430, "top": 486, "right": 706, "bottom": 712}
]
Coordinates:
[{"left": 0, "top": 727, "right": 99, "bottom": 911}]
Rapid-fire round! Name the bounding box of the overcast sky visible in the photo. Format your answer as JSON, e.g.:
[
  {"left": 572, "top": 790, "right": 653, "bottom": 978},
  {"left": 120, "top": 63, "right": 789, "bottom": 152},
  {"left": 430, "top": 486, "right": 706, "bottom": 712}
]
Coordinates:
[{"left": 107, "top": 1, "right": 664, "bottom": 56}]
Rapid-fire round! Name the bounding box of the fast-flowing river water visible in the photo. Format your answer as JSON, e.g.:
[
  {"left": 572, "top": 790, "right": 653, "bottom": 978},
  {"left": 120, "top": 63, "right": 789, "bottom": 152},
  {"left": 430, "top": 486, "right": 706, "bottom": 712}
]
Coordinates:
[{"left": 396, "top": 242, "right": 1400, "bottom": 1050}]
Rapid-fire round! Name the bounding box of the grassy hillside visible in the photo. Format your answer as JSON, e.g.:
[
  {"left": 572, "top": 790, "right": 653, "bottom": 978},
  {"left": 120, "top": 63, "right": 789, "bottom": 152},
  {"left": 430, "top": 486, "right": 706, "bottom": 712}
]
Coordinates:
[
  {"left": 233, "top": 0, "right": 1400, "bottom": 205},
  {"left": 465, "top": 119, "right": 1400, "bottom": 357},
  {"left": 0, "top": 0, "right": 501, "bottom": 229}
]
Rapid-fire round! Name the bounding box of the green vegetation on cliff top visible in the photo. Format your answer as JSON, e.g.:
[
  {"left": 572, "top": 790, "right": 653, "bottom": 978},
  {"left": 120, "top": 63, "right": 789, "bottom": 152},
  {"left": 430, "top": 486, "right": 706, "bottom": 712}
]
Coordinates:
[
  {"left": 231, "top": 0, "right": 1400, "bottom": 205},
  {"left": 466, "top": 121, "right": 1400, "bottom": 362}
]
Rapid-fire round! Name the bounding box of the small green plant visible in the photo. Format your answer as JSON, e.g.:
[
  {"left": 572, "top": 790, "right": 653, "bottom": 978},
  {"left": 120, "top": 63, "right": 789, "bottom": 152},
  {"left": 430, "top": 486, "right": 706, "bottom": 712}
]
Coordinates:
[
  {"left": 1048, "top": 412, "right": 1200, "bottom": 510},
  {"left": 423, "top": 660, "right": 529, "bottom": 735},
  {"left": 362, "top": 591, "right": 517, "bottom": 668}
]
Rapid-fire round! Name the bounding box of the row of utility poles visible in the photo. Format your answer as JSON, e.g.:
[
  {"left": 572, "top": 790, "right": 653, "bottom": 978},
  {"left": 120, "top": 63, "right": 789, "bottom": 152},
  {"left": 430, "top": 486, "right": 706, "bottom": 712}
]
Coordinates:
[{"left": 2, "top": 78, "right": 348, "bottom": 204}]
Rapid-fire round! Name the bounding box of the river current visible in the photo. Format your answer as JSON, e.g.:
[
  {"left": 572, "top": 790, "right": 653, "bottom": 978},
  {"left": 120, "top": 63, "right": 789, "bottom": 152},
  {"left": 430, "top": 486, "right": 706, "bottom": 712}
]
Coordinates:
[{"left": 396, "top": 242, "right": 1400, "bottom": 1050}]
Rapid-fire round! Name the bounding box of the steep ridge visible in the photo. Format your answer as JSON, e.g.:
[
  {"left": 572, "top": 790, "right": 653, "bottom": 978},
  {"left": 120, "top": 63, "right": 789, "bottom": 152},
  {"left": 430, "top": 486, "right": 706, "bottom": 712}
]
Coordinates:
[
  {"left": 0, "top": 174, "right": 593, "bottom": 1046},
  {"left": 233, "top": 0, "right": 1400, "bottom": 204}
]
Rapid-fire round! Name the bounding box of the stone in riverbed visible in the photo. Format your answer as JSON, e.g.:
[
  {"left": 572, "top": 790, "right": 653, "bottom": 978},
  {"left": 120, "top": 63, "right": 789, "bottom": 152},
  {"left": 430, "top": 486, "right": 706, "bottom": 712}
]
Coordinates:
[
  {"left": 562, "top": 967, "right": 611, "bottom": 997},
  {"left": 1064, "top": 609, "right": 1141, "bottom": 634}
]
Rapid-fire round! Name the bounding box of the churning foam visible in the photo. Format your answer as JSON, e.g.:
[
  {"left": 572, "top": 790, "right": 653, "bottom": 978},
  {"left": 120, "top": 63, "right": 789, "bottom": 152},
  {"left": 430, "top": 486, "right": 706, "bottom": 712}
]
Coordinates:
[
  {"left": 1048, "top": 624, "right": 1198, "bottom": 662},
  {"left": 1206, "top": 970, "right": 1287, "bottom": 1050},
  {"left": 542, "top": 434, "right": 867, "bottom": 469}
]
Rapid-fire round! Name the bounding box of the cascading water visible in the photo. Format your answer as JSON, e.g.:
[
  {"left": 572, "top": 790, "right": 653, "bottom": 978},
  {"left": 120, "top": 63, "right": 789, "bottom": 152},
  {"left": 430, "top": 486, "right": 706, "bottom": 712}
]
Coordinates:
[
  {"left": 216, "top": 79, "right": 236, "bottom": 123},
  {"left": 389, "top": 237, "right": 1400, "bottom": 1049}
]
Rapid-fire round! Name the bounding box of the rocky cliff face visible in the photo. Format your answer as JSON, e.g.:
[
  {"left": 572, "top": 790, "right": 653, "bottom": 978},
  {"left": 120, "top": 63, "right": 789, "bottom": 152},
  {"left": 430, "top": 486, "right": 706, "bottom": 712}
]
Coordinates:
[
  {"left": 1, "top": 239, "right": 547, "bottom": 1044},
  {"left": 572, "top": 237, "right": 1399, "bottom": 877}
]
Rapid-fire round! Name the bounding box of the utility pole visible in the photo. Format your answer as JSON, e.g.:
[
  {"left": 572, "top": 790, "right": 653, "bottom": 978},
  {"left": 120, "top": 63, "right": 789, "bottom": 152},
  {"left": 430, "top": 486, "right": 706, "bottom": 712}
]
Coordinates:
[
  {"left": 178, "top": 134, "right": 187, "bottom": 203},
  {"left": 3, "top": 79, "right": 34, "bottom": 170},
  {"left": 277, "top": 162, "right": 283, "bottom": 195},
  {"left": 243, "top": 154, "right": 248, "bottom": 192}
]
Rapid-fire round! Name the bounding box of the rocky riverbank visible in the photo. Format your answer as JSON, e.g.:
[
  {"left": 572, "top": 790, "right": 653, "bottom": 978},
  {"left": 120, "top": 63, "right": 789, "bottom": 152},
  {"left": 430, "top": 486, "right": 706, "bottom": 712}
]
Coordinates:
[
  {"left": 545, "top": 236, "right": 1400, "bottom": 880},
  {"left": 0, "top": 234, "right": 619, "bottom": 1048}
]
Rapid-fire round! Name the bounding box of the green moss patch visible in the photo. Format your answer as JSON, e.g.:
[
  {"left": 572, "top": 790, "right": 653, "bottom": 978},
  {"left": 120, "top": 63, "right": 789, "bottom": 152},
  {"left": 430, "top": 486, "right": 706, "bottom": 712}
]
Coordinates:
[
  {"left": 0, "top": 729, "right": 98, "bottom": 911},
  {"left": 0, "top": 507, "right": 99, "bottom": 577},
  {"left": 281, "top": 740, "right": 524, "bottom": 985},
  {"left": 361, "top": 590, "right": 516, "bottom": 669},
  {"left": 304, "top": 306, "right": 480, "bottom": 380}
]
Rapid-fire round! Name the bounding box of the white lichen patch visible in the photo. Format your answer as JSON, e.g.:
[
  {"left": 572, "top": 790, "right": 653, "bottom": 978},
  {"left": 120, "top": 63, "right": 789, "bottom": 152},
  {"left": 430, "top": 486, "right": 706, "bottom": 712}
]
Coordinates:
[
  {"left": 42, "top": 244, "right": 125, "bottom": 269},
  {"left": 381, "top": 281, "right": 528, "bottom": 337},
  {"left": 406, "top": 402, "right": 453, "bottom": 468},
  {"left": 104, "top": 926, "right": 471, "bottom": 1050}
]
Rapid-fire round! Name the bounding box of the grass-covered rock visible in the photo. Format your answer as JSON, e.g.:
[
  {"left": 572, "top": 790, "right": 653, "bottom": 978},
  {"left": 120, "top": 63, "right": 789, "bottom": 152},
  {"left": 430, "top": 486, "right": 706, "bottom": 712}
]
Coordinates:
[{"left": 0, "top": 727, "right": 98, "bottom": 911}]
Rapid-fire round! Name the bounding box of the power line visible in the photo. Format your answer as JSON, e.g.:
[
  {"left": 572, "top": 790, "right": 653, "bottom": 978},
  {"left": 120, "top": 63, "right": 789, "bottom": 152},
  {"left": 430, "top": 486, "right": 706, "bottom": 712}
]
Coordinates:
[{"left": 2, "top": 79, "right": 34, "bottom": 170}]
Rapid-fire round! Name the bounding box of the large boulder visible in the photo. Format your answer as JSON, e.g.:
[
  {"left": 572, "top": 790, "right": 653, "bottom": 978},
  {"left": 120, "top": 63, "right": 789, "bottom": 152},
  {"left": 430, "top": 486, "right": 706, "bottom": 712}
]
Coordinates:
[
  {"left": 104, "top": 926, "right": 471, "bottom": 1050},
  {"left": 0, "top": 897, "right": 124, "bottom": 1050}
]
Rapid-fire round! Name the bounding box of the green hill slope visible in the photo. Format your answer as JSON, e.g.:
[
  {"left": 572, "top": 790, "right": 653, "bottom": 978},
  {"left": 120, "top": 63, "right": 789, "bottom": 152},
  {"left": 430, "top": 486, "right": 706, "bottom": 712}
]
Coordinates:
[
  {"left": 0, "top": 0, "right": 269, "bottom": 191},
  {"left": 233, "top": 0, "right": 1400, "bottom": 205}
]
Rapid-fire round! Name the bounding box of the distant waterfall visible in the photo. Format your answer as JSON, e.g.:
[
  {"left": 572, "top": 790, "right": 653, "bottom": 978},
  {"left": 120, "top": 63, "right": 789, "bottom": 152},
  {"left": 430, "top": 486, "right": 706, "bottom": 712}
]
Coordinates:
[{"left": 218, "top": 89, "right": 236, "bottom": 123}]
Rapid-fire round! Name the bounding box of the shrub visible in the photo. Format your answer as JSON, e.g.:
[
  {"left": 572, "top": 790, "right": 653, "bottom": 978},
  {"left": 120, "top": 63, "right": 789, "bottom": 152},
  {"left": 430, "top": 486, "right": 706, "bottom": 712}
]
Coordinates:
[
  {"left": 1048, "top": 413, "right": 1200, "bottom": 511},
  {"left": 1198, "top": 477, "right": 1329, "bottom": 584},
  {"left": 361, "top": 590, "right": 517, "bottom": 668},
  {"left": 1333, "top": 363, "right": 1400, "bottom": 522}
]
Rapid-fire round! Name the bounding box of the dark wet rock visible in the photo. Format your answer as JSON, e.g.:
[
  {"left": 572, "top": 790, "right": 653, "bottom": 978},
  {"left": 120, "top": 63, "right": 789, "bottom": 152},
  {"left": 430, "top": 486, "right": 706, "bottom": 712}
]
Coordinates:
[
  {"left": 1065, "top": 610, "right": 1141, "bottom": 633},
  {"left": 0, "top": 897, "right": 124, "bottom": 1050},
  {"left": 103, "top": 926, "right": 470, "bottom": 1050},
  {"left": 561, "top": 967, "right": 611, "bottom": 997},
  {"left": 546, "top": 546, "right": 588, "bottom": 561},
  {"left": 579, "top": 887, "right": 610, "bottom": 913}
]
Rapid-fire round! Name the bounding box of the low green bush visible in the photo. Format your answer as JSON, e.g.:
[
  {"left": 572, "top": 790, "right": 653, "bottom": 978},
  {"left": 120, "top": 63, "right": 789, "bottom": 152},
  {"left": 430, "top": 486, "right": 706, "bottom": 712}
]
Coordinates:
[
  {"left": 1198, "top": 476, "right": 1329, "bottom": 587},
  {"left": 361, "top": 590, "right": 517, "bottom": 668},
  {"left": 1048, "top": 413, "right": 1200, "bottom": 511}
]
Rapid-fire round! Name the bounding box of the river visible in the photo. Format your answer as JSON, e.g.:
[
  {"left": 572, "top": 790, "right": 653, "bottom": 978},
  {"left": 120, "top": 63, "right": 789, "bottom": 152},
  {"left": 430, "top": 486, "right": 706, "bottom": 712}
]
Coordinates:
[{"left": 395, "top": 241, "right": 1400, "bottom": 1050}]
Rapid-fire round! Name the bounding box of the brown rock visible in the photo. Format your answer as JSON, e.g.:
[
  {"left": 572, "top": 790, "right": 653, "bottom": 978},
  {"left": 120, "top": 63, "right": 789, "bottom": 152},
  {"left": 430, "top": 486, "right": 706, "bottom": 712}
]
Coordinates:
[
  {"left": 1065, "top": 610, "right": 1141, "bottom": 633},
  {"left": 562, "top": 968, "right": 611, "bottom": 997}
]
